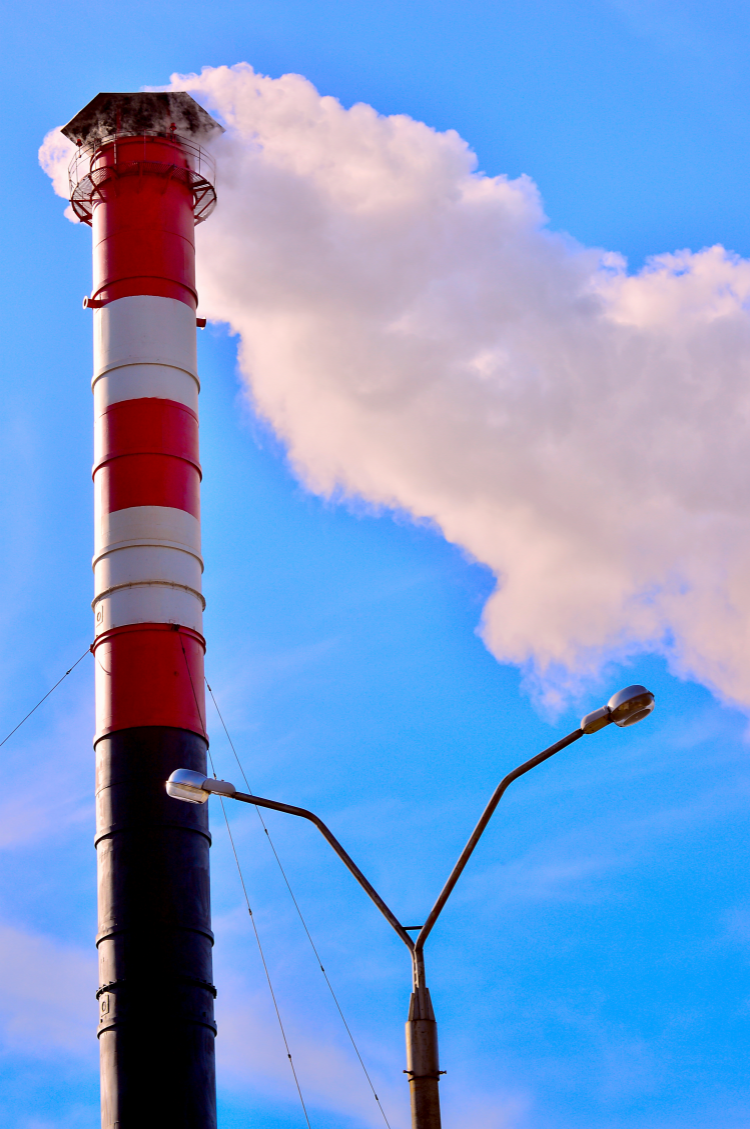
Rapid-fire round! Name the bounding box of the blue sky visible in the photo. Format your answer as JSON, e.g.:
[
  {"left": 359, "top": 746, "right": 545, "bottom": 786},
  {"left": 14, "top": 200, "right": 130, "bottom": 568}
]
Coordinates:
[{"left": 4, "top": 2, "right": 750, "bottom": 1127}]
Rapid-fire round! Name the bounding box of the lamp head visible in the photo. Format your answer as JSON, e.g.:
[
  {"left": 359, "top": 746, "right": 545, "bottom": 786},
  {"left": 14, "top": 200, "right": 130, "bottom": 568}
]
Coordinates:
[
  {"left": 166, "top": 769, "right": 237, "bottom": 803},
  {"left": 580, "top": 684, "right": 655, "bottom": 734},
  {"left": 607, "top": 684, "right": 655, "bottom": 727},
  {"left": 166, "top": 768, "right": 210, "bottom": 804}
]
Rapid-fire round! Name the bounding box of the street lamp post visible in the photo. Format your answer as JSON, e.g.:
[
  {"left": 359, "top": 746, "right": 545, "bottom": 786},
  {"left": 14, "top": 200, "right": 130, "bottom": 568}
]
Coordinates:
[{"left": 166, "top": 684, "right": 655, "bottom": 1129}]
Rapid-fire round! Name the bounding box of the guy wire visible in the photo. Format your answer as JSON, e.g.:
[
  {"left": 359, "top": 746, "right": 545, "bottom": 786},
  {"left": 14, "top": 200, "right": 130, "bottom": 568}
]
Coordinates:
[
  {"left": 0, "top": 645, "right": 92, "bottom": 751},
  {"left": 214, "top": 784, "right": 312, "bottom": 1129},
  {"left": 205, "top": 677, "right": 393, "bottom": 1129},
  {"left": 177, "top": 637, "right": 312, "bottom": 1127}
]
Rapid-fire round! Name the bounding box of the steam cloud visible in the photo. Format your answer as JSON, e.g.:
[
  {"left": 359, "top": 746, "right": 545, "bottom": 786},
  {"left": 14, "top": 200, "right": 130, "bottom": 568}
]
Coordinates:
[{"left": 41, "top": 64, "right": 750, "bottom": 709}]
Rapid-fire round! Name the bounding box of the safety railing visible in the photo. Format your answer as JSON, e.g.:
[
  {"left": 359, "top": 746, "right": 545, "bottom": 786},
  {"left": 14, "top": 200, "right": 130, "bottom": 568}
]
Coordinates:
[{"left": 68, "top": 130, "right": 217, "bottom": 226}]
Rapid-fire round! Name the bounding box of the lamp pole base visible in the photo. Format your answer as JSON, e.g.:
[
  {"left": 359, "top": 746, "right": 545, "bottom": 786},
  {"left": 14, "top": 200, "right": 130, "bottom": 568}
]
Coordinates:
[{"left": 405, "top": 985, "right": 442, "bottom": 1129}]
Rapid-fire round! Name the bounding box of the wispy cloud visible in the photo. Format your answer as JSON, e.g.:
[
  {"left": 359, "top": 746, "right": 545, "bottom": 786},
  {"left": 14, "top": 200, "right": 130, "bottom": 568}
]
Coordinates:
[{"left": 0, "top": 923, "right": 95, "bottom": 1059}]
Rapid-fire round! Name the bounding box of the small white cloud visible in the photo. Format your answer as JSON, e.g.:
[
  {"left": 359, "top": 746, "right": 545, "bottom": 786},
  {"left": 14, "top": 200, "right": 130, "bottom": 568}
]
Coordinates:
[{"left": 0, "top": 923, "right": 96, "bottom": 1059}]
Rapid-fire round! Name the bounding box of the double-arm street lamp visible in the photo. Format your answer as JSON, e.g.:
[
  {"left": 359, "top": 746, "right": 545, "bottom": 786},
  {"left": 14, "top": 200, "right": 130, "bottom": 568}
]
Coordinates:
[{"left": 167, "top": 683, "right": 655, "bottom": 1129}]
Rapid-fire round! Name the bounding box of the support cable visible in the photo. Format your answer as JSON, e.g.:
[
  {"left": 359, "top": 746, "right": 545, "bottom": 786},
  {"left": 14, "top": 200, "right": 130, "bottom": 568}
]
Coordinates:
[
  {"left": 0, "top": 645, "right": 91, "bottom": 751},
  {"left": 214, "top": 786, "right": 312, "bottom": 1129},
  {"left": 205, "top": 678, "right": 393, "bottom": 1129},
  {"left": 176, "top": 637, "right": 311, "bottom": 1127}
]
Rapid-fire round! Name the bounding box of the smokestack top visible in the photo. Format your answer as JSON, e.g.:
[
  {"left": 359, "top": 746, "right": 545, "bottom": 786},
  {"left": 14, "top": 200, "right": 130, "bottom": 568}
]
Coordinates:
[{"left": 61, "top": 92, "right": 224, "bottom": 146}]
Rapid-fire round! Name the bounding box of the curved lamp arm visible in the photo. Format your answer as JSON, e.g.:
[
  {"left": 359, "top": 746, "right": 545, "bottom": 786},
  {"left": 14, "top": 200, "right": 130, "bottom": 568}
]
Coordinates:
[
  {"left": 165, "top": 732, "right": 582, "bottom": 962},
  {"left": 211, "top": 785, "right": 415, "bottom": 951},
  {"left": 414, "top": 727, "right": 583, "bottom": 955},
  {"left": 166, "top": 682, "right": 653, "bottom": 979}
]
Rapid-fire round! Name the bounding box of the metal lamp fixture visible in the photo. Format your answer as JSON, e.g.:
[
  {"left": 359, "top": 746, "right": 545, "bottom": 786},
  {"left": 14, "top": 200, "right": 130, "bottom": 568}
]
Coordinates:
[
  {"left": 608, "top": 684, "right": 655, "bottom": 726},
  {"left": 580, "top": 684, "right": 655, "bottom": 734},
  {"left": 167, "top": 683, "right": 655, "bottom": 1129},
  {"left": 166, "top": 769, "right": 234, "bottom": 804}
]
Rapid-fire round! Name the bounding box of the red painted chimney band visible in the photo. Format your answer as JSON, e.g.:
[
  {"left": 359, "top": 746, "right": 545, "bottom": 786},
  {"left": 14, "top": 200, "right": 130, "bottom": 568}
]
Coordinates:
[
  {"left": 94, "top": 397, "right": 202, "bottom": 516},
  {"left": 92, "top": 622, "right": 206, "bottom": 739},
  {"left": 91, "top": 137, "right": 198, "bottom": 310},
  {"left": 95, "top": 398, "right": 200, "bottom": 469},
  {"left": 95, "top": 455, "right": 201, "bottom": 518}
]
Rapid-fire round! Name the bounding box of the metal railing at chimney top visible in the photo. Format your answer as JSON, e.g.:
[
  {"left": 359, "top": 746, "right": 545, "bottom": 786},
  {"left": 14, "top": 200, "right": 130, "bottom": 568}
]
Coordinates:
[{"left": 68, "top": 129, "right": 218, "bottom": 226}]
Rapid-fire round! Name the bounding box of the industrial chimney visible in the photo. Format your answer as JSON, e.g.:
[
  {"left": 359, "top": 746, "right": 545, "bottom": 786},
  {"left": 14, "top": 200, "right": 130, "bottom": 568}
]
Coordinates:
[{"left": 62, "top": 92, "right": 223, "bottom": 1128}]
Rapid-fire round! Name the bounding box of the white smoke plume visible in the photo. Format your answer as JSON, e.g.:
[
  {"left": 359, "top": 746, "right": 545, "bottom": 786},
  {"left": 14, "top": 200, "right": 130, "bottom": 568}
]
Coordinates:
[
  {"left": 39, "top": 127, "right": 76, "bottom": 222},
  {"left": 41, "top": 64, "right": 750, "bottom": 709}
]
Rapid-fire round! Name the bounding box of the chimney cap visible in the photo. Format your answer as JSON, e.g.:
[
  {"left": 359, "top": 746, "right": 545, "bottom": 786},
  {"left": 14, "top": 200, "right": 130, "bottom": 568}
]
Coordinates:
[{"left": 61, "top": 92, "right": 224, "bottom": 146}]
